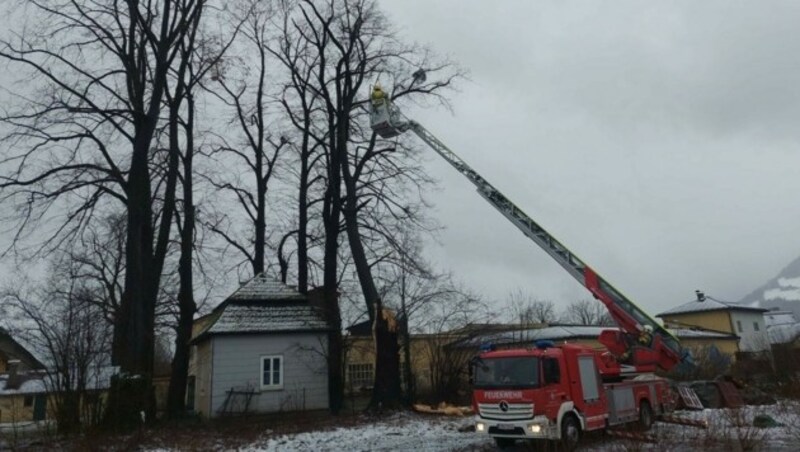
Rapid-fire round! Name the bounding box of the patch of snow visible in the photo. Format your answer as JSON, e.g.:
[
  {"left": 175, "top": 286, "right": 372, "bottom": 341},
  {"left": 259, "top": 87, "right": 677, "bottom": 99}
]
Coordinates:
[
  {"left": 777, "top": 277, "right": 800, "bottom": 289},
  {"left": 241, "top": 413, "right": 491, "bottom": 452},
  {"left": 144, "top": 403, "right": 800, "bottom": 452},
  {"left": 764, "top": 287, "right": 800, "bottom": 301}
]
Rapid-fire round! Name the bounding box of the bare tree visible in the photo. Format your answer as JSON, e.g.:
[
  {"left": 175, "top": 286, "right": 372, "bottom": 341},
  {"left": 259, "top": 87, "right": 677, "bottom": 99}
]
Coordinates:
[
  {"left": 164, "top": 12, "right": 232, "bottom": 417},
  {"left": 280, "top": 0, "right": 462, "bottom": 410},
  {"left": 413, "top": 284, "right": 487, "bottom": 402},
  {"left": 0, "top": 0, "right": 210, "bottom": 425},
  {"left": 2, "top": 261, "right": 112, "bottom": 433},
  {"left": 507, "top": 289, "right": 559, "bottom": 325},
  {"left": 206, "top": 0, "right": 289, "bottom": 277},
  {"left": 563, "top": 299, "right": 614, "bottom": 326}
]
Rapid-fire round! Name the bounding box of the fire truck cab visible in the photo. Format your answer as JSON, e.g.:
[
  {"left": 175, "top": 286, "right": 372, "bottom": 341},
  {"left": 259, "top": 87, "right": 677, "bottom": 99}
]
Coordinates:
[{"left": 471, "top": 342, "right": 675, "bottom": 450}]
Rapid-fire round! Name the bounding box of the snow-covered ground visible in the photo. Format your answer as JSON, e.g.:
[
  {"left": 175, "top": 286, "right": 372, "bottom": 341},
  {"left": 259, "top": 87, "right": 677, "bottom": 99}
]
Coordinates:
[
  {"left": 242, "top": 413, "right": 492, "bottom": 452},
  {"left": 140, "top": 401, "right": 800, "bottom": 451}
]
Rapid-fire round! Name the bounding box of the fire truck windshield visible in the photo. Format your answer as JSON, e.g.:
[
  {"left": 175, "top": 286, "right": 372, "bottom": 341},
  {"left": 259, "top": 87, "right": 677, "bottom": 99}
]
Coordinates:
[{"left": 473, "top": 357, "right": 539, "bottom": 388}]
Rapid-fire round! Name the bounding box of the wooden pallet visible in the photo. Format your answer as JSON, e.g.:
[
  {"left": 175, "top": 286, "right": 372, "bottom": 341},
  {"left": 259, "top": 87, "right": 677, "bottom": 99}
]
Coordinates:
[{"left": 677, "top": 385, "right": 704, "bottom": 410}]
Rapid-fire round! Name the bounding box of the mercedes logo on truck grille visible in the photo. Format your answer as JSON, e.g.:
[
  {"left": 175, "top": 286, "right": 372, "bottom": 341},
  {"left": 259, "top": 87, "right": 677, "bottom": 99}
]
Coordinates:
[{"left": 499, "top": 401, "right": 509, "bottom": 412}]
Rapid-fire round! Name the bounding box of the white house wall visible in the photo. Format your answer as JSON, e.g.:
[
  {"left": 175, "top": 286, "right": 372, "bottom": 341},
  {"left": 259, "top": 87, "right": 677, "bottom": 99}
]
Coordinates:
[
  {"left": 729, "top": 311, "right": 769, "bottom": 352},
  {"left": 210, "top": 333, "right": 329, "bottom": 417}
]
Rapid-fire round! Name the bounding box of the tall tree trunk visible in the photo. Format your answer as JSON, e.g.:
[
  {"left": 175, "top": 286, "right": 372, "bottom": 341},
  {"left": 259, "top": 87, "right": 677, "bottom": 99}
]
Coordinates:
[
  {"left": 167, "top": 95, "right": 197, "bottom": 417},
  {"left": 371, "top": 298, "right": 402, "bottom": 410},
  {"left": 109, "top": 108, "right": 160, "bottom": 428},
  {"left": 400, "top": 262, "right": 414, "bottom": 405},
  {"left": 341, "top": 153, "right": 402, "bottom": 410},
  {"left": 109, "top": 5, "right": 180, "bottom": 424},
  {"left": 297, "top": 125, "right": 311, "bottom": 294},
  {"left": 322, "top": 112, "right": 344, "bottom": 414}
]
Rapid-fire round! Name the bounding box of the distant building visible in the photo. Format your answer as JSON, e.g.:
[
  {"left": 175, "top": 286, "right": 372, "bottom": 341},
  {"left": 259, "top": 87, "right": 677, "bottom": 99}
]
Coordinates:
[
  {"left": 1, "top": 328, "right": 113, "bottom": 425},
  {"left": 0, "top": 330, "right": 47, "bottom": 424},
  {"left": 188, "top": 274, "right": 331, "bottom": 417},
  {"left": 447, "top": 324, "right": 740, "bottom": 356},
  {"left": 764, "top": 309, "right": 797, "bottom": 328},
  {"left": 657, "top": 291, "right": 769, "bottom": 352},
  {"left": 344, "top": 316, "right": 462, "bottom": 397},
  {"left": 0, "top": 327, "right": 44, "bottom": 374}
]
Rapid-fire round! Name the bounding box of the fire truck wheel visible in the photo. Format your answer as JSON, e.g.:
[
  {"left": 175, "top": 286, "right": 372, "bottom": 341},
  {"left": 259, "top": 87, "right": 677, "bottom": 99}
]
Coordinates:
[
  {"left": 494, "top": 437, "right": 515, "bottom": 449},
  {"left": 560, "top": 414, "right": 581, "bottom": 451},
  {"left": 638, "top": 400, "right": 654, "bottom": 431}
]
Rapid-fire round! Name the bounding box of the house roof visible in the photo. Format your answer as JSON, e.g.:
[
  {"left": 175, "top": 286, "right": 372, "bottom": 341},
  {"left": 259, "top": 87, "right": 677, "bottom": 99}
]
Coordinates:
[
  {"left": 192, "top": 274, "right": 330, "bottom": 342},
  {"left": 0, "top": 373, "right": 46, "bottom": 395},
  {"left": 657, "top": 296, "right": 769, "bottom": 317},
  {"left": 226, "top": 273, "right": 306, "bottom": 302},
  {"left": 768, "top": 323, "right": 800, "bottom": 345},
  {"left": 201, "top": 301, "right": 329, "bottom": 336},
  {"left": 448, "top": 324, "right": 738, "bottom": 349},
  {"left": 0, "top": 366, "right": 115, "bottom": 396},
  {"left": 0, "top": 327, "right": 45, "bottom": 370}
]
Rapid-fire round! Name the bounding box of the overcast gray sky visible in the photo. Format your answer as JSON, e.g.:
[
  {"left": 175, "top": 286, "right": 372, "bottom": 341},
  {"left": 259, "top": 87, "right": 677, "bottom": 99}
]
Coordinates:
[
  {"left": 381, "top": 0, "right": 800, "bottom": 316},
  {"left": 3, "top": 1, "right": 799, "bottom": 321}
]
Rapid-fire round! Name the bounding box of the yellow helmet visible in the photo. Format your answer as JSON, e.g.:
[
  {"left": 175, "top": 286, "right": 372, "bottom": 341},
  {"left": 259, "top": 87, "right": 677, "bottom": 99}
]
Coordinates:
[{"left": 372, "top": 83, "right": 385, "bottom": 100}]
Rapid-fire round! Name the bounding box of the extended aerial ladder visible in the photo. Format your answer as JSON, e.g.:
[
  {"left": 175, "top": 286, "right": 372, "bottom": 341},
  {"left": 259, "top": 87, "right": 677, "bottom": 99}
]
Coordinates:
[{"left": 369, "top": 82, "right": 686, "bottom": 373}]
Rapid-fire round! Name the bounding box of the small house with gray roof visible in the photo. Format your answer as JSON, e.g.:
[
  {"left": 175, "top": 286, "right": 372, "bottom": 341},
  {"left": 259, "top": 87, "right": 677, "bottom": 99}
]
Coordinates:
[
  {"left": 657, "top": 290, "right": 769, "bottom": 353},
  {"left": 188, "top": 274, "right": 331, "bottom": 417}
]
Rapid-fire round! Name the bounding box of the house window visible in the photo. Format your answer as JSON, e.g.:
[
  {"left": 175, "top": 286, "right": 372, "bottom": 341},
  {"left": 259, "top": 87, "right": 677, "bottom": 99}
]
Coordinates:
[
  {"left": 23, "top": 396, "right": 33, "bottom": 407},
  {"left": 348, "top": 363, "right": 374, "bottom": 388},
  {"left": 753, "top": 322, "right": 760, "bottom": 332},
  {"left": 736, "top": 320, "right": 742, "bottom": 332},
  {"left": 260, "top": 355, "right": 283, "bottom": 390}
]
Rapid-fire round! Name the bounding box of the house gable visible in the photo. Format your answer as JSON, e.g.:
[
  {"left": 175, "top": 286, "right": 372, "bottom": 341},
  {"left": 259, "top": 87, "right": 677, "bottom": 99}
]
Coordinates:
[
  {"left": 0, "top": 328, "right": 45, "bottom": 372},
  {"left": 189, "top": 274, "right": 331, "bottom": 417}
]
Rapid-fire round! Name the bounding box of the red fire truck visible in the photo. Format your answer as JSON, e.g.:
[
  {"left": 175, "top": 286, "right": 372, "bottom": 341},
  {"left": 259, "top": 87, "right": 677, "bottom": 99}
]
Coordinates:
[
  {"left": 471, "top": 343, "right": 677, "bottom": 449},
  {"left": 370, "top": 75, "right": 687, "bottom": 449}
]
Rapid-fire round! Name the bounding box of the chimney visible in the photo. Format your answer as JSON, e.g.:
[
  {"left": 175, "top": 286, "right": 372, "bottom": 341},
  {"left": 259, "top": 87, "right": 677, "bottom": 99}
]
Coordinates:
[
  {"left": 695, "top": 290, "right": 706, "bottom": 302},
  {"left": 6, "top": 359, "right": 23, "bottom": 390}
]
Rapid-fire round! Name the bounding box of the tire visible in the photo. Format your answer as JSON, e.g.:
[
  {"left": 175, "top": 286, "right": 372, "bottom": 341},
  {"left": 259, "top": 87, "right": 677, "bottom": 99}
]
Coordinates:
[
  {"left": 560, "top": 414, "right": 581, "bottom": 451},
  {"left": 639, "top": 400, "right": 654, "bottom": 431},
  {"left": 494, "top": 437, "right": 515, "bottom": 449}
]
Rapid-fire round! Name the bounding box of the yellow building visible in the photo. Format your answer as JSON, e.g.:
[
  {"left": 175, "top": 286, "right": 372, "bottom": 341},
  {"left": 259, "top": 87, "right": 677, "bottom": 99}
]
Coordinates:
[
  {"left": 343, "top": 318, "right": 474, "bottom": 400},
  {"left": 657, "top": 291, "right": 769, "bottom": 354},
  {"left": 343, "top": 321, "right": 741, "bottom": 401}
]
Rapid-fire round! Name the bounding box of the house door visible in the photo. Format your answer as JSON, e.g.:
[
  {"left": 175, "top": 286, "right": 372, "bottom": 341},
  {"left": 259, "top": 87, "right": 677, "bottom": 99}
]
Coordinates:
[
  {"left": 186, "top": 376, "right": 196, "bottom": 411},
  {"left": 33, "top": 395, "right": 46, "bottom": 421}
]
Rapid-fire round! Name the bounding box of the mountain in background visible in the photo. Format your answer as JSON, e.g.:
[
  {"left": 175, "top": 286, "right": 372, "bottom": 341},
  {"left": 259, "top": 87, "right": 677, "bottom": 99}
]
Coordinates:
[{"left": 738, "top": 255, "right": 800, "bottom": 320}]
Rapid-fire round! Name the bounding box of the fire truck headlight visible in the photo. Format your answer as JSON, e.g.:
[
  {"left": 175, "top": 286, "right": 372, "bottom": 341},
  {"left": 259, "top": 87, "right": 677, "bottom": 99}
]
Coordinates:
[
  {"left": 476, "top": 422, "right": 486, "bottom": 432},
  {"left": 528, "top": 424, "right": 541, "bottom": 434}
]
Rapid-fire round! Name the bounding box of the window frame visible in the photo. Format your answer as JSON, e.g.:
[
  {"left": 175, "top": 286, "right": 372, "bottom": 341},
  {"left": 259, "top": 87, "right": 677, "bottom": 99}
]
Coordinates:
[
  {"left": 260, "top": 355, "right": 284, "bottom": 391},
  {"left": 736, "top": 320, "right": 743, "bottom": 333},
  {"left": 347, "top": 362, "right": 374, "bottom": 389},
  {"left": 753, "top": 322, "right": 760, "bottom": 332}
]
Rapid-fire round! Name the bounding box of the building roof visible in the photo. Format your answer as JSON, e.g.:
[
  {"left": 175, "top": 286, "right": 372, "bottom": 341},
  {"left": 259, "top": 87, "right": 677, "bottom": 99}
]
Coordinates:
[
  {"left": 227, "top": 273, "right": 306, "bottom": 302},
  {"left": 657, "top": 296, "right": 769, "bottom": 317},
  {"left": 0, "top": 327, "right": 45, "bottom": 370},
  {"left": 202, "top": 301, "right": 329, "bottom": 336},
  {"left": 0, "top": 373, "right": 46, "bottom": 395},
  {"left": 192, "top": 274, "right": 329, "bottom": 342},
  {"left": 448, "top": 324, "right": 738, "bottom": 349},
  {"left": 0, "top": 366, "right": 115, "bottom": 396},
  {"left": 764, "top": 310, "right": 797, "bottom": 328},
  {"left": 768, "top": 323, "right": 800, "bottom": 345}
]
